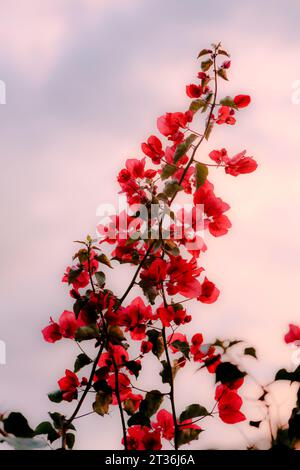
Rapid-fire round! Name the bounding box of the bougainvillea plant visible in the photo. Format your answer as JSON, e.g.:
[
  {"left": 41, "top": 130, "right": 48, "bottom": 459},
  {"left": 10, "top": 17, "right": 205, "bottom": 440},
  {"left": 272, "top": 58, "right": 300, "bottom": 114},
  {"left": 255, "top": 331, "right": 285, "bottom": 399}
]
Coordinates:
[{"left": 1, "top": 43, "right": 299, "bottom": 451}]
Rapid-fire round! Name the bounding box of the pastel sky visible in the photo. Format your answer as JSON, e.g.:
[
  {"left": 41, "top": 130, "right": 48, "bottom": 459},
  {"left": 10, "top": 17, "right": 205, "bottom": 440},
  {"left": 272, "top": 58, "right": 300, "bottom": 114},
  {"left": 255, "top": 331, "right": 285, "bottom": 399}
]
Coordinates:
[{"left": 1, "top": 0, "right": 300, "bottom": 449}]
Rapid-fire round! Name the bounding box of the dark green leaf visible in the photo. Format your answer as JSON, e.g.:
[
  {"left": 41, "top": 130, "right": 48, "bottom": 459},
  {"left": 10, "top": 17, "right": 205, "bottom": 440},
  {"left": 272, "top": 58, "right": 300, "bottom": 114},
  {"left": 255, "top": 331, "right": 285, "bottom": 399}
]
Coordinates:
[
  {"left": 189, "top": 99, "right": 206, "bottom": 113},
  {"left": 66, "top": 433, "right": 75, "bottom": 449},
  {"left": 140, "top": 391, "right": 164, "bottom": 417},
  {"left": 34, "top": 421, "right": 59, "bottom": 443},
  {"left": 173, "top": 134, "right": 197, "bottom": 164},
  {"left": 163, "top": 181, "right": 183, "bottom": 198},
  {"left": 197, "top": 48, "right": 212, "bottom": 58},
  {"left": 275, "top": 366, "right": 300, "bottom": 382},
  {"left": 4, "top": 413, "right": 34, "bottom": 438},
  {"left": 49, "top": 412, "right": 64, "bottom": 430},
  {"left": 178, "top": 428, "right": 202, "bottom": 447},
  {"left": 93, "top": 391, "right": 112, "bottom": 416},
  {"left": 179, "top": 404, "right": 209, "bottom": 422},
  {"left": 244, "top": 347, "right": 257, "bottom": 359},
  {"left": 124, "top": 360, "right": 142, "bottom": 379},
  {"left": 127, "top": 412, "right": 151, "bottom": 428},
  {"left": 75, "top": 324, "right": 99, "bottom": 342},
  {"left": 96, "top": 253, "right": 112, "bottom": 268},
  {"left": 219, "top": 96, "right": 238, "bottom": 109},
  {"left": 95, "top": 271, "right": 106, "bottom": 287},
  {"left": 161, "top": 164, "right": 177, "bottom": 180},
  {"left": 74, "top": 353, "right": 93, "bottom": 373},
  {"left": 171, "top": 340, "right": 190, "bottom": 359},
  {"left": 160, "top": 360, "right": 179, "bottom": 385},
  {"left": 215, "top": 362, "right": 246, "bottom": 384},
  {"left": 195, "top": 162, "right": 208, "bottom": 189},
  {"left": 147, "top": 329, "right": 164, "bottom": 358},
  {"left": 217, "top": 68, "right": 228, "bottom": 81},
  {"left": 201, "top": 59, "right": 213, "bottom": 72},
  {"left": 204, "top": 121, "right": 214, "bottom": 140},
  {"left": 218, "top": 49, "right": 230, "bottom": 57},
  {"left": 249, "top": 420, "right": 261, "bottom": 428},
  {"left": 48, "top": 389, "right": 63, "bottom": 403}
]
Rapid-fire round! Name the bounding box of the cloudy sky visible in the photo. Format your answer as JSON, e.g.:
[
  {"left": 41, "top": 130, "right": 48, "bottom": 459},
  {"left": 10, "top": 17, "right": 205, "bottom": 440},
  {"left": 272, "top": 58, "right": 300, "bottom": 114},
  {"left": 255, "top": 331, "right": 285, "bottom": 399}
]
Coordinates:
[{"left": 1, "top": 0, "right": 300, "bottom": 449}]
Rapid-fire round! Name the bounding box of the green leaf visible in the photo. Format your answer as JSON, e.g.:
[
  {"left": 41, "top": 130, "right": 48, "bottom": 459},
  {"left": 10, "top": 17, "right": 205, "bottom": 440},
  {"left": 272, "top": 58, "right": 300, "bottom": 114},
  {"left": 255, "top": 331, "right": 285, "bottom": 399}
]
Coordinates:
[
  {"left": 201, "top": 59, "right": 213, "bottom": 72},
  {"left": 140, "top": 391, "right": 164, "bottom": 417},
  {"left": 195, "top": 162, "right": 208, "bottom": 189},
  {"left": 204, "top": 121, "right": 214, "bottom": 140},
  {"left": 197, "top": 48, "right": 211, "bottom": 58},
  {"left": 48, "top": 389, "right": 63, "bottom": 403},
  {"left": 189, "top": 99, "right": 206, "bottom": 113},
  {"left": 147, "top": 330, "right": 164, "bottom": 358},
  {"left": 4, "top": 412, "right": 34, "bottom": 438},
  {"left": 171, "top": 340, "right": 190, "bottom": 359},
  {"left": 219, "top": 96, "right": 238, "bottom": 109},
  {"left": 217, "top": 68, "right": 228, "bottom": 81},
  {"left": 215, "top": 362, "right": 246, "bottom": 384},
  {"left": 75, "top": 324, "right": 99, "bottom": 342},
  {"left": 96, "top": 253, "right": 112, "bottom": 268},
  {"left": 249, "top": 420, "right": 261, "bottom": 428},
  {"left": 160, "top": 360, "right": 179, "bottom": 385},
  {"left": 179, "top": 404, "right": 209, "bottom": 422},
  {"left": 161, "top": 164, "right": 177, "bottom": 180},
  {"left": 218, "top": 49, "right": 230, "bottom": 57},
  {"left": 95, "top": 271, "right": 106, "bottom": 287},
  {"left": 34, "top": 421, "right": 59, "bottom": 443},
  {"left": 178, "top": 428, "right": 202, "bottom": 447},
  {"left": 163, "top": 240, "right": 180, "bottom": 257},
  {"left": 66, "top": 433, "right": 75, "bottom": 449},
  {"left": 201, "top": 93, "right": 213, "bottom": 113},
  {"left": 244, "top": 347, "right": 257, "bottom": 359},
  {"left": 173, "top": 134, "right": 197, "bottom": 164},
  {"left": 163, "top": 181, "right": 183, "bottom": 198},
  {"left": 93, "top": 391, "right": 112, "bottom": 416},
  {"left": 74, "top": 353, "right": 93, "bottom": 373},
  {"left": 127, "top": 412, "right": 151, "bottom": 428},
  {"left": 124, "top": 360, "right": 142, "bottom": 378},
  {"left": 49, "top": 412, "right": 64, "bottom": 430},
  {"left": 275, "top": 366, "right": 300, "bottom": 382},
  {"left": 67, "top": 267, "right": 83, "bottom": 284}
]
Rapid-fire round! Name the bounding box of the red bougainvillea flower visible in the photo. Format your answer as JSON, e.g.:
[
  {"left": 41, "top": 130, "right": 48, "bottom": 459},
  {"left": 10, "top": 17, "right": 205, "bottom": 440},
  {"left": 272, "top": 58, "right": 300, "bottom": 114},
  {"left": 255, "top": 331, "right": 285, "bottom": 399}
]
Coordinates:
[
  {"left": 119, "top": 296, "right": 153, "bottom": 340},
  {"left": 157, "top": 112, "right": 191, "bottom": 140},
  {"left": 156, "top": 304, "right": 190, "bottom": 327},
  {"left": 140, "top": 340, "right": 153, "bottom": 354},
  {"left": 140, "top": 258, "right": 168, "bottom": 288},
  {"left": 58, "top": 310, "right": 78, "bottom": 338},
  {"left": 166, "top": 256, "right": 203, "bottom": 298},
  {"left": 233, "top": 94, "right": 251, "bottom": 108},
  {"left": 225, "top": 150, "right": 258, "bottom": 177},
  {"left": 107, "top": 372, "right": 131, "bottom": 404},
  {"left": 198, "top": 277, "right": 220, "bottom": 304},
  {"left": 42, "top": 310, "right": 78, "bottom": 343},
  {"left": 193, "top": 180, "right": 232, "bottom": 237},
  {"left": 167, "top": 333, "right": 188, "bottom": 353},
  {"left": 186, "top": 84, "right": 203, "bottom": 98},
  {"left": 98, "top": 345, "right": 129, "bottom": 369},
  {"left": 284, "top": 324, "right": 300, "bottom": 344},
  {"left": 123, "top": 392, "right": 143, "bottom": 414},
  {"left": 123, "top": 426, "right": 162, "bottom": 450},
  {"left": 62, "top": 266, "right": 90, "bottom": 292},
  {"left": 152, "top": 409, "right": 174, "bottom": 439},
  {"left": 209, "top": 148, "right": 229, "bottom": 165},
  {"left": 216, "top": 106, "right": 236, "bottom": 125},
  {"left": 42, "top": 318, "right": 62, "bottom": 343},
  {"left": 141, "top": 135, "right": 165, "bottom": 164},
  {"left": 58, "top": 369, "right": 80, "bottom": 402},
  {"left": 215, "top": 384, "right": 246, "bottom": 424}
]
